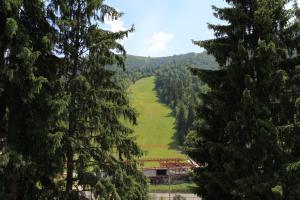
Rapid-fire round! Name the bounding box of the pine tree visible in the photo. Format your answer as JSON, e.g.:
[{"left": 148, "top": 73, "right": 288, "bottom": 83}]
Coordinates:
[
  {"left": 186, "top": 0, "right": 292, "bottom": 199},
  {"left": 270, "top": 2, "right": 300, "bottom": 198},
  {"left": 0, "top": 0, "right": 65, "bottom": 199},
  {"left": 176, "top": 102, "right": 188, "bottom": 144},
  {"left": 48, "top": 0, "right": 148, "bottom": 199}
]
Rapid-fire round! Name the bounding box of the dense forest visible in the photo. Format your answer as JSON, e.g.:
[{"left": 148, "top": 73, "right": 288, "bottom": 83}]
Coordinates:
[{"left": 155, "top": 65, "right": 207, "bottom": 145}]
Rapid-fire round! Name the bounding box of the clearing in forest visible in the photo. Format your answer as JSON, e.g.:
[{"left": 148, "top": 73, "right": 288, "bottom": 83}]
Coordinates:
[{"left": 128, "top": 76, "right": 185, "bottom": 159}]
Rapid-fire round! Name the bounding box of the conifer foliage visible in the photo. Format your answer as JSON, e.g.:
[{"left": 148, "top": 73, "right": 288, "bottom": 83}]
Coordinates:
[
  {"left": 186, "top": 0, "right": 299, "bottom": 199},
  {"left": 0, "top": 0, "right": 147, "bottom": 199},
  {"left": 48, "top": 0, "right": 147, "bottom": 199},
  {"left": 0, "top": 0, "right": 65, "bottom": 198}
]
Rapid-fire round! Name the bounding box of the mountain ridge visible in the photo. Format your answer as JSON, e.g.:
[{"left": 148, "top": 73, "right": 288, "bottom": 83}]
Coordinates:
[
  {"left": 124, "top": 51, "right": 218, "bottom": 71},
  {"left": 112, "top": 51, "right": 218, "bottom": 89}
]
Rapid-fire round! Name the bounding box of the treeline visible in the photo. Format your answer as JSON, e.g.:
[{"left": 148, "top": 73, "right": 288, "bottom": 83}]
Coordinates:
[
  {"left": 113, "top": 52, "right": 218, "bottom": 89},
  {"left": 186, "top": 1, "right": 300, "bottom": 199},
  {"left": 0, "top": 1, "right": 147, "bottom": 199},
  {"left": 155, "top": 64, "right": 212, "bottom": 145}
]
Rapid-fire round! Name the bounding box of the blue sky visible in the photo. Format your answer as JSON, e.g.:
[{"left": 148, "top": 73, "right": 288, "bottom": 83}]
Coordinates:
[{"left": 104, "top": 0, "right": 227, "bottom": 57}]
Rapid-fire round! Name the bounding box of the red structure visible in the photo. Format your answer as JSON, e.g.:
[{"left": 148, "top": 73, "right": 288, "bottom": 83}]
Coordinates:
[{"left": 137, "top": 158, "right": 198, "bottom": 169}]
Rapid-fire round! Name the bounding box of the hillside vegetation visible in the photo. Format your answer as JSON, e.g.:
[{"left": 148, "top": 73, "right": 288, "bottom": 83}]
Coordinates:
[
  {"left": 114, "top": 52, "right": 217, "bottom": 145},
  {"left": 113, "top": 52, "right": 218, "bottom": 88},
  {"left": 128, "top": 76, "right": 185, "bottom": 159}
]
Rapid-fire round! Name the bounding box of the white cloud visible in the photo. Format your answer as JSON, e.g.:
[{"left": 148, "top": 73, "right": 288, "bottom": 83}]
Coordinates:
[
  {"left": 144, "top": 31, "right": 174, "bottom": 53},
  {"left": 104, "top": 16, "right": 133, "bottom": 45},
  {"left": 105, "top": 17, "right": 126, "bottom": 32}
]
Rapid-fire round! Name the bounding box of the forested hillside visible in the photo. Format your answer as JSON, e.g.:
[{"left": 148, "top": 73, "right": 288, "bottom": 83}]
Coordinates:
[
  {"left": 155, "top": 65, "right": 206, "bottom": 145},
  {"left": 115, "top": 52, "right": 218, "bottom": 145},
  {"left": 113, "top": 52, "right": 218, "bottom": 89},
  {"left": 114, "top": 52, "right": 218, "bottom": 145}
]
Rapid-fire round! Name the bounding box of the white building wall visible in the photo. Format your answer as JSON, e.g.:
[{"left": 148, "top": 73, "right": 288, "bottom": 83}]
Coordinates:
[{"left": 143, "top": 169, "right": 157, "bottom": 177}]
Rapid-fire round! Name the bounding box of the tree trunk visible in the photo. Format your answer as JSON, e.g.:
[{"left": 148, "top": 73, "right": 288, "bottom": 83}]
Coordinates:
[
  {"left": 66, "top": 143, "right": 74, "bottom": 194},
  {"left": 66, "top": 92, "right": 76, "bottom": 195},
  {"left": 66, "top": 0, "right": 81, "bottom": 196}
]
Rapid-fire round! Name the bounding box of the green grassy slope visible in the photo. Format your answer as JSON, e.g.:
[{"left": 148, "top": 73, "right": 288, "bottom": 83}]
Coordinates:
[
  {"left": 149, "top": 183, "right": 197, "bottom": 193},
  {"left": 128, "top": 76, "right": 185, "bottom": 159}
]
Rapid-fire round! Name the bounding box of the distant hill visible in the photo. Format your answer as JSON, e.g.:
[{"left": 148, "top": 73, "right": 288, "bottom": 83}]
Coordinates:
[
  {"left": 112, "top": 52, "right": 218, "bottom": 88},
  {"left": 125, "top": 52, "right": 218, "bottom": 71}
]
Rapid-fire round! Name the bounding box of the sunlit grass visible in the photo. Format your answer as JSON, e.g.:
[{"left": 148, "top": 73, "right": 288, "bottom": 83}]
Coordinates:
[
  {"left": 149, "top": 183, "right": 197, "bottom": 193},
  {"left": 128, "top": 76, "right": 185, "bottom": 160}
]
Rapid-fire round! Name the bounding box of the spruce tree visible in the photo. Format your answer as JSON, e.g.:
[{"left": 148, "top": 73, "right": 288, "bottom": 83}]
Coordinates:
[
  {"left": 186, "top": 0, "right": 292, "bottom": 199},
  {"left": 0, "top": 0, "right": 65, "bottom": 199},
  {"left": 48, "top": 0, "right": 148, "bottom": 199},
  {"left": 271, "top": 2, "right": 300, "bottom": 198}
]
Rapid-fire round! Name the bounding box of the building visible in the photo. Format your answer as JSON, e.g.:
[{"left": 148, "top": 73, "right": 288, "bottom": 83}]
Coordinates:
[{"left": 137, "top": 158, "right": 199, "bottom": 184}]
